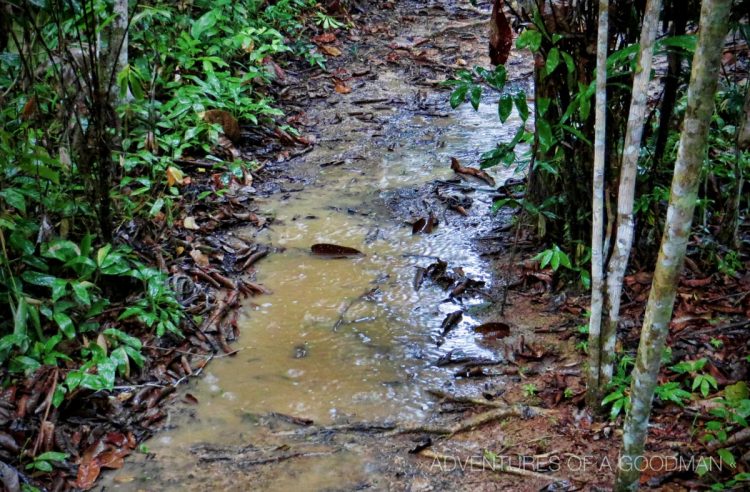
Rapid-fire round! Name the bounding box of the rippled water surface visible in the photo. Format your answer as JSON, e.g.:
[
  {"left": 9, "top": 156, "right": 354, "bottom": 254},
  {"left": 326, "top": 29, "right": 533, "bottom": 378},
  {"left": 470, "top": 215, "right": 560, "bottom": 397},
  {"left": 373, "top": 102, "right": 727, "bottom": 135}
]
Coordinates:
[{"left": 103, "top": 92, "right": 529, "bottom": 490}]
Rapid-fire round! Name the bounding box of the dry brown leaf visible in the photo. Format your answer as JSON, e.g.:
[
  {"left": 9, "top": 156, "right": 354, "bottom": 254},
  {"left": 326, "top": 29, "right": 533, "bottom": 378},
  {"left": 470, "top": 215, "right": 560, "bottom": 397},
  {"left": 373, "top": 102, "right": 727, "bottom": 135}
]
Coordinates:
[
  {"left": 450, "top": 157, "right": 496, "bottom": 187},
  {"left": 311, "top": 243, "right": 363, "bottom": 258},
  {"left": 183, "top": 217, "right": 199, "bottom": 230},
  {"left": 334, "top": 81, "right": 352, "bottom": 94},
  {"left": 190, "top": 249, "right": 210, "bottom": 267},
  {"left": 320, "top": 45, "right": 342, "bottom": 57},
  {"left": 166, "top": 166, "right": 185, "bottom": 187},
  {"left": 312, "top": 33, "right": 336, "bottom": 44},
  {"left": 202, "top": 109, "right": 241, "bottom": 143}
]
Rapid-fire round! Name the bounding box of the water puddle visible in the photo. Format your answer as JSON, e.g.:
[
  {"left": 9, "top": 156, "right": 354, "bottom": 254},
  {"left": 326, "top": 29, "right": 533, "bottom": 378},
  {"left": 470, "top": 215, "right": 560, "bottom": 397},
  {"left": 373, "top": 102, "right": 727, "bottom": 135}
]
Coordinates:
[{"left": 103, "top": 94, "right": 530, "bottom": 490}]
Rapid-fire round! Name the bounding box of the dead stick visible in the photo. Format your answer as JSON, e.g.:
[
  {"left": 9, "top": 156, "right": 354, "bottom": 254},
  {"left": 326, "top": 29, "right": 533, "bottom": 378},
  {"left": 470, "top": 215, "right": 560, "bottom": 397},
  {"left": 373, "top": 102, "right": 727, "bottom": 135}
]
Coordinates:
[{"left": 386, "top": 405, "right": 537, "bottom": 437}]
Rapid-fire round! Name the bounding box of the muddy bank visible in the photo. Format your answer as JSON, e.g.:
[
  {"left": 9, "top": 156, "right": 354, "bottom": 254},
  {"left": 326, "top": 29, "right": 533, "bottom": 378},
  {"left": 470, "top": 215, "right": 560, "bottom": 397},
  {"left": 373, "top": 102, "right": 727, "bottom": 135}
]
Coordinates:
[{"left": 94, "top": 1, "right": 620, "bottom": 491}]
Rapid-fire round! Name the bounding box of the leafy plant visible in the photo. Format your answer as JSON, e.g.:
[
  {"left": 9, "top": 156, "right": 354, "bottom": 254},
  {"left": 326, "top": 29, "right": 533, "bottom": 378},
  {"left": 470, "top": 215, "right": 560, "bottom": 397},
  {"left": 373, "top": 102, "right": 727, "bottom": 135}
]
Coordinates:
[
  {"left": 314, "top": 11, "right": 345, "bottom": 30},
  {"left": 522, "top": 383, "right": 538, "bottom": 397},
  {"left": 602, "top": 354, "right": 635, "bottom": 420},
  {"left": 671, "top": 358, "right": 718, "bottom": 398},
  {"left": 25, "top": 452, "right": 68, "bottom": 473}
]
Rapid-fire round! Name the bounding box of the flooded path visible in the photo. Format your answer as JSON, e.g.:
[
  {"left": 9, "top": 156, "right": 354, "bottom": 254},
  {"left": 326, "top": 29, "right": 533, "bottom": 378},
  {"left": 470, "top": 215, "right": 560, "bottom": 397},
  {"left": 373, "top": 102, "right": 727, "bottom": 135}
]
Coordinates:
[{"left": 102, "top": 2, "right": 548, "bottom": 490}]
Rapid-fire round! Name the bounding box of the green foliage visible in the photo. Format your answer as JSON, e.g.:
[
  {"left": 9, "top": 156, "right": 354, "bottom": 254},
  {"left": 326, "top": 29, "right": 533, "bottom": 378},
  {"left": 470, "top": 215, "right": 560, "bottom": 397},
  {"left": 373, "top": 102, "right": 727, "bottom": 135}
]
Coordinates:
[
  {"left": 1, "top": 0, "right": 317, "bottom": 411},
  {"left": 443, "top": 65, "right": 530, "bottom": 170},
  {"left": 602, "top": 354, "right": 635, "bottom": 420},
  {"left": 532, "top": 244, "right": 572, "bottom": 271},
  {"left": 25, "top": 451, "right": 69, "bottom": 473},
  {"left": 698, "top": 381, "right": 750, "bottom": 487},
  {"left": 671, "top": 358, "right": 718, "bottom": 397},
  {"left": 522, "top": 383, "right": 538, "bottom": 397}
]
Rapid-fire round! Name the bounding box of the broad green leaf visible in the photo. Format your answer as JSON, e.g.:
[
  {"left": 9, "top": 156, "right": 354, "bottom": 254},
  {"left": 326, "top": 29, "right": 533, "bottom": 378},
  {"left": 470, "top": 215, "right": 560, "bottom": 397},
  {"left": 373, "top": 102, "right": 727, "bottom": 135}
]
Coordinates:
[
  {"left": 22, "top": 271, "right": 56, "bottom": 287},
  {"left": 551, "top": 251, "right": 560, "bottom": 271},
  {"left": 35, "top": 452, "right": 68, "bottom": 462},
  {"left": 149, "top": 198, "right": 165, "bottom": 217},
  {"left": 717, "top": 448, "right": 736, "bottom": 468},
  {"left": 561, "top": 51, "right": 576, "bottom": 74},
  {"left": 450, "top": 85, "right": 468, "bottom": 109},
  {"left": 44, "top": 240, "right": 80, "bottom": 262},
  {"left": 2, "top": 189, "right": 26, "bottom": 212},
  {"left": 53, "top": 312, "right": 75, "bottom": 339},
  {"left": 191, "top": 9, "right": 218, "bottom": 39},
  {"left": 469, "top": 85, "right": 482, "bottom": 110},
  {"left": 537, "top": 119, "right": 554, "bottom": 151},
  {"left": 104, "top": 328, "right": 142, "bottom": 350},
  {"left": 51, "top": 279, "right": 68, "bottom": 302},
  {"left": 516, "top": 30, "right": 542, "bottom": 52},
  {"left": 14, "top": 297, "right": 27, "bottom": 338},
  {"left": 545, "top": 48, "right": 560, "bottom": 75},
  {"left": 72, "top": 281, "right": 92, "bottom": 305},
  {"left": 514, "top": 93, "right": 529, "bottom": 121},
  {"left": 498, "top": 95, "right": 513, "bottom": 123}
]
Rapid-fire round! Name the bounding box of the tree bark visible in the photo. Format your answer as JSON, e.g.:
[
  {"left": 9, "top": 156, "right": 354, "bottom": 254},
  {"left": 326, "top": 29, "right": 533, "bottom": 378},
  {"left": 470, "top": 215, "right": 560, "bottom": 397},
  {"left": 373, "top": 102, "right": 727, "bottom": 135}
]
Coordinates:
[
  {"left": 586, "top": 0, "right": 610, "bottom": 408},
  {"left": 615, "top": 0, "right": 732, "bottom": 489},
  {"left": 599, "top": 0, "right": 663, "bottom": 393},
  {"left": 103, "top": 0, "right": 129, "bottom": 106},
  {"left": 738, "top": 79, "right": 750, "bottom": 151}
]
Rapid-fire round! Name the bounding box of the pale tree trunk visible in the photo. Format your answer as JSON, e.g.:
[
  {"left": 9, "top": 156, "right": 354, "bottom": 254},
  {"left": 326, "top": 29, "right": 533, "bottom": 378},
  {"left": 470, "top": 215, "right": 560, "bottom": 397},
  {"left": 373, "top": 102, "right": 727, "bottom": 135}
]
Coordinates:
[
  {"left": 598, "top": 0, "right": 663, "bottom": 395},
  {"left": 102, "top": 0, "right": 129, "bottom": 106},
  {"left": 586, "top": 0, "right": 610, "bottom": 408},
  {"left": 615, "top": 0, "right": 732, "bottom": 489}
]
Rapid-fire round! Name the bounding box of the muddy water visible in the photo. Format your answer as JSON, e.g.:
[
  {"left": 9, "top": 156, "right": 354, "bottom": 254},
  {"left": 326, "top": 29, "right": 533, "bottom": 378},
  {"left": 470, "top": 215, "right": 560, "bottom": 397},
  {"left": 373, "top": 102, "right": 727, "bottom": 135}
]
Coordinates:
[{"left": 104, "top": 98, "right": 529, "bottom": 489}]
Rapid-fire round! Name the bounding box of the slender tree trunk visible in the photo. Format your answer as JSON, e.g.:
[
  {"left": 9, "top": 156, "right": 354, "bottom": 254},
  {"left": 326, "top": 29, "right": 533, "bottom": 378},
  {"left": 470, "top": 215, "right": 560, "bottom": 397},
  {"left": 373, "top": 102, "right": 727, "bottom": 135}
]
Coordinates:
[
  {"left": 586, "top": 0, "right": 610, "bottom": 408},
  {"left": 615, "top": 1, "right": 732, "bottom": 489},
  {"left": 103, "top": 0, "right": 129, "bottom": 106},
  {"left": 738, "top": 81, "right": 750, "bottom": 150},
  {"left": 599, "top": 0, "right": 663, "bottom": 393}
]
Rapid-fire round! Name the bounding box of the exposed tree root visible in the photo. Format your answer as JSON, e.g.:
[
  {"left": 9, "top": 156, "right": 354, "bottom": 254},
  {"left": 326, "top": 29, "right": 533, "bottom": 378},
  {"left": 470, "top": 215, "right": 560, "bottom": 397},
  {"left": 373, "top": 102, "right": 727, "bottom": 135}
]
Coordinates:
[
  {"left": 387, "top": 404, "right": 543, "bottom": 438},
  {"left": 418, "top": 449, "right": 564, "bottom": 483}
]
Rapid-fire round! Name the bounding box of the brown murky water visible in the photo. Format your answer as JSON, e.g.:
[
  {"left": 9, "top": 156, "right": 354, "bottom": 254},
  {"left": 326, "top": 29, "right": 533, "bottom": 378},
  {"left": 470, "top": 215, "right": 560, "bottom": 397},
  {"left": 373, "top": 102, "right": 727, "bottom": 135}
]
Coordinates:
[{"left": 102, "top": 76, "right": 531, "bottom": 490}]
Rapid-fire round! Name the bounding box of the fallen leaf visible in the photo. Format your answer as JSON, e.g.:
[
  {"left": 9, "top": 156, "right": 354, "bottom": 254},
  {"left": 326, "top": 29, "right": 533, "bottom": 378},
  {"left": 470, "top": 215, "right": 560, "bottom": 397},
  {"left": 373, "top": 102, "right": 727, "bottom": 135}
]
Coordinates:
[
  {"left": 441, "top": 311, "right": 463, "bottom": 336},
  {"left": 474, "top": 322, "right": 511, "bottom": 339},
  {"left": 76, "top": 460, "right": 101, "bottom": 490},
  {"left": 412, "top": 213, "right": 439, "bottom": 234},
  {"left": 334, "top": 81, "right": 352, "bottom": 94},
  {"left": 681, "top": 277, "right": 712, "bottom": 287},
  {"left": 183, "top": 217, "right": 199, "bottom": 230},
  {"left": 489, "top": 0, "right": 513, "bottom": 65},
  {"left": 450, "top": 157, "right": 496, "bottom": 187},
  {"left": 320, "top": 45, "right": 342, "bottom": 57},
  {"left": 190, "top": 249, "right": 210, "bottom": 267},
  {"left": 311, "top": 243, "right": 364, "bottom": 258},
  {"left": 312, "top": 33, "right": 336, "bottom": 44},
  {"left": 166, "top": 166, "right": 185, "bottom": 187},
  {"left": 202, "top": 109, "right": 241, "bottom": 143}
]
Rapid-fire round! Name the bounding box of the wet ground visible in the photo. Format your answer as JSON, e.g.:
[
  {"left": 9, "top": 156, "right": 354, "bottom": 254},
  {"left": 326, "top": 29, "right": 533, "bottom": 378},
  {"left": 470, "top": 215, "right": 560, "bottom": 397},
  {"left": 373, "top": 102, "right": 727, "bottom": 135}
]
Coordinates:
[{"left": 100, "top": 1, "right": 615, "bottom": 490}]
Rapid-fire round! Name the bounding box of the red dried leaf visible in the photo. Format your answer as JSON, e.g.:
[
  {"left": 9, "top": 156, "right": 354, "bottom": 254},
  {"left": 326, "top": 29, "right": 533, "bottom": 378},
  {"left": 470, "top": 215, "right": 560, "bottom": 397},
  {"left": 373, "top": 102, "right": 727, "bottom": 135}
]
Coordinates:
[
  {"left": 489, "top": 0, "right": 513, "bottom": 65},
  {"left": 450, "top": 157, "right": 496, "bottom": 187},
  {"left": 311, "top": 243, "right": 363, "bottom": 258},
  {"left": 474, "top": 322, "right": 511, "bottom": 339}
]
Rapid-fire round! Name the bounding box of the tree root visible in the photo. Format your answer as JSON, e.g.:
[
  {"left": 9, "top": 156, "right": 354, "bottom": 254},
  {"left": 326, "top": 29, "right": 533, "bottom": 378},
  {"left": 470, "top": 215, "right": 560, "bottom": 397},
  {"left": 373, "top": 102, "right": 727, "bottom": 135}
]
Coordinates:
[
  {"left": 387, "top": 404, "right": 541, "bottom": 438},
  {"left": 418, "top": 449, "right": 564, "bottom": 483}
]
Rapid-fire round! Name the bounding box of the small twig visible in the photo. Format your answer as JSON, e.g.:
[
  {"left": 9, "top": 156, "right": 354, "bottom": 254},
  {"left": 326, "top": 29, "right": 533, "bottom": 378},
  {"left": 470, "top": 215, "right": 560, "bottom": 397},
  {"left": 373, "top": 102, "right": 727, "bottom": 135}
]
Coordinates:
[{"left": 332, "top": 287, "right": 379, "bottom": 331}]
